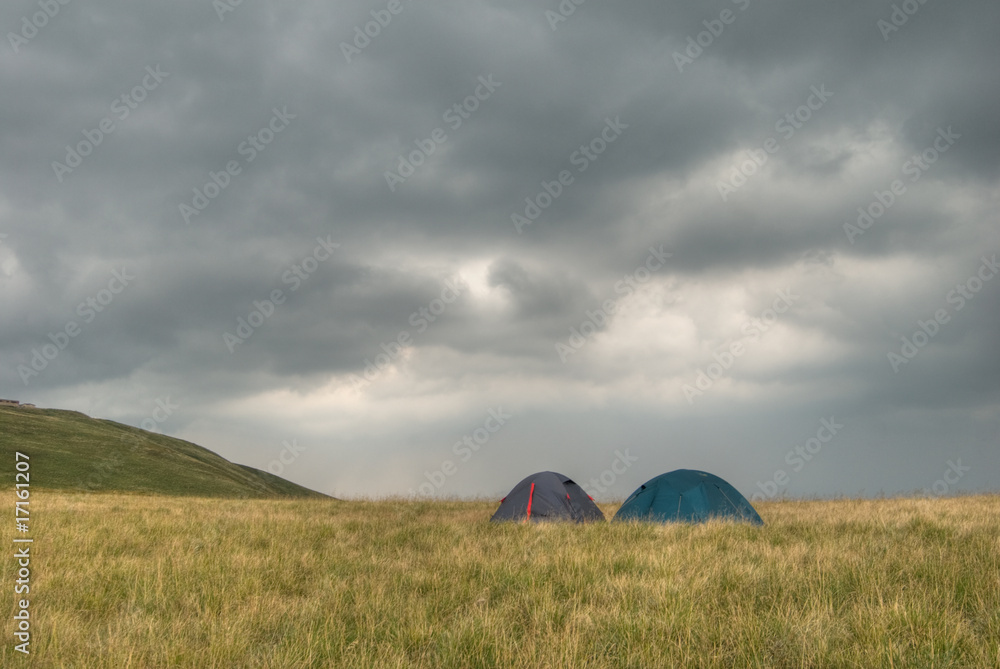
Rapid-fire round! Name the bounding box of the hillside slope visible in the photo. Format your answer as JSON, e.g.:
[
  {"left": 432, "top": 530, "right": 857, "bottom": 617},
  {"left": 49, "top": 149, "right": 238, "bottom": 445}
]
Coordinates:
[{"left": 0, "top": 406, "right": 328, "bottom": 498}]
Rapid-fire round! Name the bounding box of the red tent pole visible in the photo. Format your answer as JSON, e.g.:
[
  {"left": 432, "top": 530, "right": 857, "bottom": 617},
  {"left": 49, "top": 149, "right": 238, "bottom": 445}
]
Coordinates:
[{"left": 525, "top": 482, "right": 535, "bottom": 522}]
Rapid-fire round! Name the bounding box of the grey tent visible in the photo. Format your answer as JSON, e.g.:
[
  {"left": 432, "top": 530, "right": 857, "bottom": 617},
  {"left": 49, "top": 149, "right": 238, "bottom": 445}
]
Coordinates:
[{"left": 490, "top": 471, "right": 605, "bottom": 523}]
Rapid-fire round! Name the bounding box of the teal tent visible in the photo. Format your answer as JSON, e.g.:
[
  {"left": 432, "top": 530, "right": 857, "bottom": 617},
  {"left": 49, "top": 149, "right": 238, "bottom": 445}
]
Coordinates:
[{"left": 613, "top": 469, "right": 763, "bottom": 525}]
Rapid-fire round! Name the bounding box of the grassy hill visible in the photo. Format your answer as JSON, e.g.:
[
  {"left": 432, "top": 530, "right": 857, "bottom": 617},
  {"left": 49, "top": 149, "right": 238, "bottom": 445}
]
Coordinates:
[{"left": 0, "top": 405, "right": 327, "bottom": 498}]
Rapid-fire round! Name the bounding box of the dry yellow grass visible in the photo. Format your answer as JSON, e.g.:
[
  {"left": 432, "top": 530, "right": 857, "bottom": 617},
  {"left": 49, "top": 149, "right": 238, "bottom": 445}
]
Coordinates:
[{"left": 3, "top": 492, "right": 999, "bottom": 668}]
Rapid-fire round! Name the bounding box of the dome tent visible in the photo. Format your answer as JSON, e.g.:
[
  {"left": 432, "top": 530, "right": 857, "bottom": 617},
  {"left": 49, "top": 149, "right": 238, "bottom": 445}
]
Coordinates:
[
  {"left": 490, "top": 471, "right": 605, "bottom": 523},
  {"left": 613, "top": 469, "right": 763, "bottom": 525}
]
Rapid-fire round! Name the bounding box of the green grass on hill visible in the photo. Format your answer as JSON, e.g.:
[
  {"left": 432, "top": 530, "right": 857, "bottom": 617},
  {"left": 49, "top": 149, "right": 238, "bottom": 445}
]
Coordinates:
[{"left": 0, "top": 406, "right": 325, "bottom": 498}]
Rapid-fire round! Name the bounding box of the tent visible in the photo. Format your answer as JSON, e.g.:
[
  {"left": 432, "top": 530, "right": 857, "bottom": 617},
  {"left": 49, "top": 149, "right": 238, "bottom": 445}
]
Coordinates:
[
  {"left": 613, "top": 469, "right": 763, "bottom": 525},
  {"left": 490, "top": 471, "right": 605, "bottom": 523}
]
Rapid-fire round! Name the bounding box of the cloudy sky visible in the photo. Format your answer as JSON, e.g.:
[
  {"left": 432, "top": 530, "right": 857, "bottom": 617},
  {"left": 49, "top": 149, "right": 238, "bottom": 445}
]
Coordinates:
[{"left": 2, "top": 0, "right": 998, "bottom": 500}]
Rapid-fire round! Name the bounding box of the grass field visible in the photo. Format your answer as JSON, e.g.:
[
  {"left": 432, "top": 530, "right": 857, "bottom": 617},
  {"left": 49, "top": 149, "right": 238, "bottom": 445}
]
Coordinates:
[{"left": 3, "top": 492, "right": 999, "bottom": 668}]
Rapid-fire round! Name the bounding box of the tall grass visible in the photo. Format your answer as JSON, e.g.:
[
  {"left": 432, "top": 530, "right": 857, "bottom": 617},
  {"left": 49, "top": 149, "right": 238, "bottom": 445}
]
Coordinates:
[{"left": 3, "top": 493, "right": 999, "bottom": 667}]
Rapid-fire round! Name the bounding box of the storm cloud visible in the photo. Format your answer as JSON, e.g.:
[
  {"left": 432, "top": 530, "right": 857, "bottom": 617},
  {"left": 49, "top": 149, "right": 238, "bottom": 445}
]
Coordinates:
[{"left": 2, "top": 0, "right": 998, "bottom": 499}]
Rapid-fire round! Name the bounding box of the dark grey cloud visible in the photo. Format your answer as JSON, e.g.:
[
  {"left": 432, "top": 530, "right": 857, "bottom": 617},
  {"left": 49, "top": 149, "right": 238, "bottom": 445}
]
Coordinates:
[{"left": 1, "top": 0, "right": 997, "bottom": 498}]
